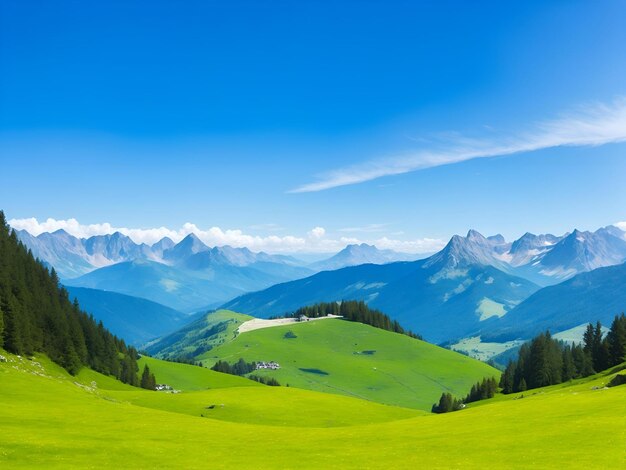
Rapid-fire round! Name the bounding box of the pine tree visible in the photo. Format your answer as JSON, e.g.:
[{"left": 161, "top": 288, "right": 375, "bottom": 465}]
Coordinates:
[
  {"left": 433, "top": 393, "right": 452, "bottom": 413},
  {"left": 0, "top": 304, "right": 4, "bottom": 348},
  {"left": 3, "top": 298, "right": 23, "bottom": 354},
  {"left": 140, "top": 364, "right": 156, "bottom": 390},
  {"left": 500, "top": 361, "right": 515, "bottom": 394},
  {"left": 561, "top": 345, "right": 575, "bottom": 381},
  {"left": 607, "top": 314, "right": 626, "bottom": 366},
  {"left": 592, "top": 322, "right": 609, "bottom": 372},
  {"left": 583, "top": 323, "right": 595, "bottom": 355}
]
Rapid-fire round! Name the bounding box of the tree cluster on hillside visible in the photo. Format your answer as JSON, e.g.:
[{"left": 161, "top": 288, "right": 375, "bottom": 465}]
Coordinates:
[
  {"left": 584, "top": 317, "right": 626, "bottom": 372},
  {"left": 249, "top": 374, "right": 280, "bottom": 386},
  {"left": 159, "top": 354, "right": 204, "bottom": 367},
  {"left": 211, "top": 358, "right": 257, "bottom": 375},
  {"left": 464, "top": 377, "right": 498, "bottom": 403},
  {"left": 211, "top": 358, "right": 281, "bottom": 386},
  {"left": 500, "top": 315, "right": 626, "bottom": 394},
  {"left": 0, "top": 211, "right": 139, "bottom": 384},
  {"left": 431, "top": 393, "right": 464, "bottom": 413},
  {"left": 287, "top": 301, "right": 422, "bottom": 339},
  {"left": 432, "top": 376, "right": 498, "bottom": 413}
]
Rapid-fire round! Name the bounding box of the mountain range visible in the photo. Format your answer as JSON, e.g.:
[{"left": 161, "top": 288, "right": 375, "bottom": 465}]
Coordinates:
[
  {"left": 310, "top": 243, "right": 424, "bottom": 271},
  {"left": 425, "top": 226, "right": 626, "bottom": 286},
  {"left": 222, "top": 226, "right": 626, "bottom": 344},
  {"left": 14, "top": 224, "right": 626, "bottom": 346},
  {"left": 14, "top": 230, "right": 426, "bottom": 310}
]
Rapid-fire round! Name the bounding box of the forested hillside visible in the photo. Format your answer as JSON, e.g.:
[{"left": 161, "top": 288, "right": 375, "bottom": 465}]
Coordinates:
[
  {"left": 0, "top": 211, "right": 140, "bottom": 384},
  {"left": 287, "top": 300, "right": 421, "bottom": 338}
]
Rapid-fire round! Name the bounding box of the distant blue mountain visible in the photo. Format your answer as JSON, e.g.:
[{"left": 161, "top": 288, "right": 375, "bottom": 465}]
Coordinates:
[
  {"left": 480, "top": 261, "right": 626, "bottom": 342},
  {"left": 310, "top": 243, "right": 423, "bottom": 271},
  {"left": 65, "top": 286, "right": 188, "bottom": 345},
  {"left": 64, "top": 258, "right": 311, "bottom": 312}
]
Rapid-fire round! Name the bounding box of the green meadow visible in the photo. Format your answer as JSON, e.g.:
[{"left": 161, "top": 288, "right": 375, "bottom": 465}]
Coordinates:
[
  {"left": 0, "top": 349, "right": 624, "bottom": 469},
  {"left": 200, "top": 318, "right": 498, "bottom": 410}
]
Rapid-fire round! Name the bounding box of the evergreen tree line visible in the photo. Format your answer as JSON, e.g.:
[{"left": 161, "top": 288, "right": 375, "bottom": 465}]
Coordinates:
[
  {"left": 211, "top": 358, "right": 281, "bottom": 386},
  {"left": 432, "top": 376, "right": 498, "bottom": 413},
  {"left": 431, "top": 393, "right": 464, "bottom": 413},
  {"left": 248, "top": 374, "right": 280, "bottom": 386},
  {"left": 464, "top": 377, "right": 498, "bottom": 403},
  {"left": 500, "top": 315, "right": 626, "bottom": 394},
  {"left": 211, "top": 358, "right": 257, "bottom": 375},
  {"left": 288, "top": 301, "right": 422, "bottom": 339},
  {"left": 159, "top": 354, "right": 204, "bottom": 367},
  {"left": 0, "top": 211, "right": 139, "bottom": 384}
]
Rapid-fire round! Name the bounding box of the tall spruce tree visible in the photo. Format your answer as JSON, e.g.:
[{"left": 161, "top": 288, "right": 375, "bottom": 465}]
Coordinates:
[
  {"left": 0, "top": 304, "right": 4, "bottom": 348},
  {"left": 140, "top": 364, "right": 157, "bottom": 390},
  {"left": 606, "top": 314, "right": 626, "bottom": 366}
]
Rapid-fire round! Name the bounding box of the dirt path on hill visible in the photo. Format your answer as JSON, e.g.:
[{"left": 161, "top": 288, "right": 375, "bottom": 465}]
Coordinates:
[{"left": 237, "top": 315, "right": 342, "bottom": 334}]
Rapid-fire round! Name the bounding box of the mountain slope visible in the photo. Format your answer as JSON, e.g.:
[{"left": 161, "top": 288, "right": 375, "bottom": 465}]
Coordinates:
[
  {"left": 223, "top": 253, "right": 539, "bottom": 344},
  {"left": 145, "top": 309, "right": 252, "bottom": 357},
  {"left": 481, "top": 261, "right": 626, "bottom": 342},
  {"left": 65, "top": 286, "right": 188, "bottom": 345},
  {"left": 64, "top": 259, "right": 249, "bottom": 311}
]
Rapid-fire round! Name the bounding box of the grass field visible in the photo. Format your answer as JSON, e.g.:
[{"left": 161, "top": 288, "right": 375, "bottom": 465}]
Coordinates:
[
  {"left": 1, "top": 349, "right": 624, "bottom": 469},
  {"left": 136, "top": 355, "right": 260, "bottom": 391},
  {"left": 200, "top": 318, "right": 499, "bottom": 410}
]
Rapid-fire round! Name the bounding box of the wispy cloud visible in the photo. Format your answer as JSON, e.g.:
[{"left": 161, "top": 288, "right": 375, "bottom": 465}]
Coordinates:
[
  {"left": 290, "top": 97, "right": 626, "bottom": 193},
  {"left": 9, "top": 217, "right": 445, "bottom": 254}
]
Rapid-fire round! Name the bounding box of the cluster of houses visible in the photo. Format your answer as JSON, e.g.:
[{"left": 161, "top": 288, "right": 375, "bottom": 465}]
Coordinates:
[
  {"left": 155, "top": 384, "right": 180, "bottom": 393},
  {"left": 255, "top": 361, "right": 280, "bottom": 370}
]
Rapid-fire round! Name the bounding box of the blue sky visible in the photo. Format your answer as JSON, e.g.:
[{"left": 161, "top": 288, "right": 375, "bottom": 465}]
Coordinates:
[{"left": 1, "top": 1, "right": 625, "bottom": 253}]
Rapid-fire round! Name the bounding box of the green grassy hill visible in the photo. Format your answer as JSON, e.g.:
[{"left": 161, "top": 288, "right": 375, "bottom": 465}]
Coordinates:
[
  {"left": 200, "top": 318, "right": 499, "bottom": 410},
  {"left": 137, "top": 355, "right": 260, "bottom": 391},
  {"left": 145, "top": 309, "right": 252, "bottom": 358},
  {"left": 1, "top": 349, "right": 624, "bottom": 468}
]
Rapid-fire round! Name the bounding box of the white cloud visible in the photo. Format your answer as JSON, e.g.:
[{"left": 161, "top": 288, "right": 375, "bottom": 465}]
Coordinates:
[
  {"left": 8, "top": 217, "right": 444, "bottom": 254},
  {"left": 373, "top": 236, "right": 444, "bottom": 253},
  {"left": 308, "top": 226, "right": 326, "bottom": 239},
  {"left": 614, "top": 222, "right": 626, "bottom": 238},
  {"left": 290, "top": 97, "right": 626, "bottom": 192}
]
